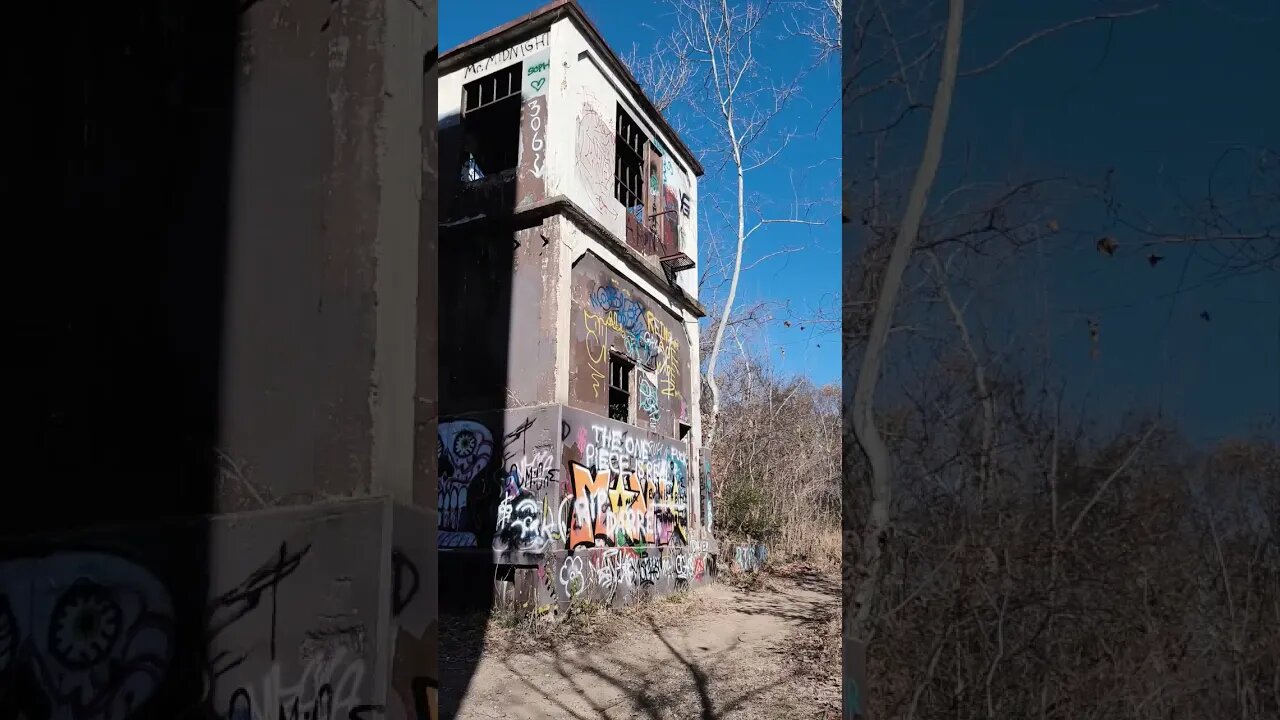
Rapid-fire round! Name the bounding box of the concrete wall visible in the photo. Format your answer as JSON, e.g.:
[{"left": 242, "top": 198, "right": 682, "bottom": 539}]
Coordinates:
[
  {"left": 438, "top": 30, "right": 552, "bottom": 221},
  {"left": 437, "top": 7, "right": 713, "bottom": 613},
  {"left": 485, "top": 396, "right": 716, "bottom": 611},
  {"left": 557, "top": 222, "right": 705, "bottom": 529},
  {"left": 4, "top": 0, "right": 438, "bottom": 717},
  {"left": 438, "top": 402, "right": 712, "bottom": 591},
  {"left": 729, "top": 542, "right": 769, "bottom": 573},
  {"left": 438, "top": 404, "right": 563, "bottom": 551},
  {"left": 560, "top": 407, "right": 695, "bottom": 549},
  {"left": 392, "top": 502, "right": 437, "bottom": 719},
  {"left": 223, "top": 11, "right": 439, "bottom": 717},
  {"left": 568, "top": 251, "right": 693, "bottom": 436},
  {"left": 0, "top": 499, "right": 432, "bottom": 719},
  {"left": 547, "top": 17, "right": 700, "bottom": 291},
  {"left": 214, "top": 0, "right": 431, "bottom": 510},
  {"left": 527, "top": 542, "right": 716, "bottom": 611},
  {"left": 438, "top": 13, "right": 700, "bottom": 291},
  {"left": 439, "top": 217, "right": 562, "bottom": 415}
]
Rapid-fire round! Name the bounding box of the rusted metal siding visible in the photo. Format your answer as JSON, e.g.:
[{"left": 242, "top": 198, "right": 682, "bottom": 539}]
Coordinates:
[{"left": 568, "top": 251, "right": 692, "bottom": 435}]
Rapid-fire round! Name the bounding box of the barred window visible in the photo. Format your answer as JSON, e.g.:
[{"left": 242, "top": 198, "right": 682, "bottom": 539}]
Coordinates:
[{"left": 458, "top": 64, "right": 522, "bottom": 182}]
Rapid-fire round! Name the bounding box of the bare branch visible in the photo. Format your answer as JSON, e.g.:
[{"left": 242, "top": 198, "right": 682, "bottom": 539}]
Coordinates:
[{"left": 959, "top": 4, "right": 1160, "bottom": 78}]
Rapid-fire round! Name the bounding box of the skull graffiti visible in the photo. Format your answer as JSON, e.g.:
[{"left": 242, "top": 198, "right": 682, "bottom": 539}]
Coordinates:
[
  {"left": 438, "top": 420, "right": 495, "bottom": 547},
  {"left": 0, "top": 553, "right": 174, "bottom": 720}
]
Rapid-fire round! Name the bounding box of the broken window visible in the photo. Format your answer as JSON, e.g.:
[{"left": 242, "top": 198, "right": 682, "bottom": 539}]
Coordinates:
[
  {"left": 608, "top": 353, "right": 633, "bottom": 422},
  {"left": 678, "top": 421, "right": 692, "bottom": 442},
  {"left": 614, "top": 104, "right": 647, "bottom": 223},
  {"left": 459, "top": 63, "right": 522, "bottom": 182}
]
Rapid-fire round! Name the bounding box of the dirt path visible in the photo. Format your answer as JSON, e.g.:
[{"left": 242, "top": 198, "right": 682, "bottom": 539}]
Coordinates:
[{"left": 444, "top": 566, "right": 841, "bottom": 720}]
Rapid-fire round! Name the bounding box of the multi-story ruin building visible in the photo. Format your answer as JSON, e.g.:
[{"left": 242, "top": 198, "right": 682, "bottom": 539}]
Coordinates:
[{"left": 438, "top": 0, "right": 717, "bottom": 610}]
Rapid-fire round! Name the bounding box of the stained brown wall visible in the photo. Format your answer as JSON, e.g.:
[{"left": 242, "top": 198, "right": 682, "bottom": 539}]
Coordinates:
[
  {"left": 568, "top": 251, "right": 693, "bottom": 436},
  {"left": 439, "top": 218, "right": 561, "bottom": 415}
]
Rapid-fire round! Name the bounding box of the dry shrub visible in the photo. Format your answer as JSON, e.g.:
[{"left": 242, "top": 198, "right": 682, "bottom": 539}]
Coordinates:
[
  {"left": 704, "top": 353, "right": 840, "bottom": 561},
  {"left": 858, "top": 369, "right": 1280, "bottom": 718}
]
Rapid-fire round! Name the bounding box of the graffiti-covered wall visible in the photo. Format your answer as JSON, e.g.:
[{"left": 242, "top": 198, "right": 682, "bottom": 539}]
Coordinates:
[
  {"left": 537, "top": 542, "right": 715, "bottom": 610},
  {"left": 438, "top": 8, "right": 714, "bottom": 613},
  {"left": 568, "top": 251, "right": 692, "bottom": 435},
  {"left": 512, "top": 407, "right": 715, "bottom": 610},
  {"left": 0, "top": 499, "right": 430, "bottom": 720},
  {"left": 438, "top": 405, "right": 705, "bottom": 555},
  {"left": 391, "top": 503, "right": 436, "bottom": 720},
  {"left": 438, "top": 405, "right": 562, "bottom": 554},
  {"left": 560, "top": 407, "right": 694, "bottom": 550}
]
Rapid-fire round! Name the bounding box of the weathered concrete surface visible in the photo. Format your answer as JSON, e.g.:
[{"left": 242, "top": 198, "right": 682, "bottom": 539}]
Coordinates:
[
  {"left": 438, "top": 402, "right": 710, "bottom": 612},
  {"left": 5, "top": 1, "right": 438, "bottom": 718},
  {"left": 416, "top": 27, "right": 442, "bottom": 513},
  {"left": 0, "top": 498, "right": 434, "bottom": 720},
  {"left": 729, "top": 542, "right": 769, "bottom": 573},
  {"left": 569, "top": 252, "right": 693, "bottom": 436},
  {"left": 438, "top": 404, "right": 562, "bottom": 550},
  {"left": 446, "top": 569, "right": 841, "bottom": 720},
  {"left": 515, "top": 543, "right": 716, "bottom": 612},
  {"left": 392, "top": 501, "right": 438, "bottom": 720},
  {"left": 438, "top": 217, "right": 561, "bottom": 416},
  {"left": 217, "top": 0, "right": 432, "bottom": 512}
]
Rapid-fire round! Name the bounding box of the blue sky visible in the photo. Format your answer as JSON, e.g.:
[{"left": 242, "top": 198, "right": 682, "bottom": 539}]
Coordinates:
[
  {"left": 931, "top": 1, "right": 1280, "bottom": 443},
  {"left": 442, "top": 0, "right": 843, "bottom": 388}
]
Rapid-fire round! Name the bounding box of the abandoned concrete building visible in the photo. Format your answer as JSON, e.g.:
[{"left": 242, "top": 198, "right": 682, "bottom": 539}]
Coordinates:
[{"left": 438, "top": 0, "right": 718, "bottom": 610}]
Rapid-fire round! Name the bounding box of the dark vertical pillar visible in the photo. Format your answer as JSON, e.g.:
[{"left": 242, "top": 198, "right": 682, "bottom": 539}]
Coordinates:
[{"left": 2, "top": 0, "right": 437, "bottom": 717}]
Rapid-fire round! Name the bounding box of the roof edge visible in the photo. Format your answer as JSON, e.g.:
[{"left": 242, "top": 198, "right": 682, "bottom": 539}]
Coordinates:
[{"left": 440, "top": 0, "right": 704, "bottom": 178}]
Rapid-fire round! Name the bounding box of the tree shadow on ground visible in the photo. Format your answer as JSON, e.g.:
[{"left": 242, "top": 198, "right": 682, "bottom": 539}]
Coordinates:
[
  {"left": 717, "top": 569, "right": 840, "bottom": 624},
  {"left": 766, "top": 564, "right": 842, "bottom": 596},
  {"left": 485, "top": 602, "right": 802, "bottom": 719}
]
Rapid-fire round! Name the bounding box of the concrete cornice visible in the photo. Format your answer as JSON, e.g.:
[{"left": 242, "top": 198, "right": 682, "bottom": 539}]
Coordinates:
[
  {"left": 441, "top": 194, "right": 708, "bottom": 319},
  {"left": 520, "top": 195, "right": 707, "bottom": 320}
]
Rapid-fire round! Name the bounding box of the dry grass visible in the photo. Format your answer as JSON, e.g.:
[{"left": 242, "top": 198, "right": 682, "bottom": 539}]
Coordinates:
[
  {"left": 768, "top": 527, "right": 841, "bottom": 568},
  {"left": 481, "top": 587, "right": 710, "bottom": 657}
]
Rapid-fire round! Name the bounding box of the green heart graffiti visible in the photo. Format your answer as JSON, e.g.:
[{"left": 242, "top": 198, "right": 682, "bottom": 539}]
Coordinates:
[{"left": 530, "top": 77, "right": 546, "bottom": 92}]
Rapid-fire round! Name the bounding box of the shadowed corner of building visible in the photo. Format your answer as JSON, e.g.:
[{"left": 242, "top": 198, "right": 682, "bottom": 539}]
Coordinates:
[{"left": 3, "top": 0, "right": 439, "bottom": 718}]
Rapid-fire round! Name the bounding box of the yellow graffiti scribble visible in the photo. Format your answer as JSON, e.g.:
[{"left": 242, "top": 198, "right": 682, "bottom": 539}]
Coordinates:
[
  {"left": 583, "top": 290, "right": 685, "bottom": 402},
  {"left": 583, "top": 309, "right": 607, "bottom": 397},
  {"left": 644, "top": 311, "right": 682, "bottom": 397}
]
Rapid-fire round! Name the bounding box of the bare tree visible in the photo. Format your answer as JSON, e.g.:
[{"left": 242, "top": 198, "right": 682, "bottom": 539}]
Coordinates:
[
  {"left": 1100, "top": 144, "right": 1280, "bottom": 274},
  {"left": 847, "top": 0, "right": 965, "bottom": 661},
  {"left": 630, "top": 0, "right": 835, "bottom": 452},
  {"left": 843, "top": 2, "right": 1162, "bottom": 715}
]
